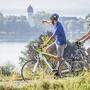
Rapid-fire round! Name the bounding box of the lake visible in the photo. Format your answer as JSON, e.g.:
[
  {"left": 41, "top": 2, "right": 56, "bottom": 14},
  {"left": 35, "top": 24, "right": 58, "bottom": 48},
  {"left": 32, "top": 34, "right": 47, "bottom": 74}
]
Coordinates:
[
  {"left": 0, "top": 42, "right": 27, "bottom": 68},
  {"left": 0, "top": 42, "right": 89, "bottom": 69}
]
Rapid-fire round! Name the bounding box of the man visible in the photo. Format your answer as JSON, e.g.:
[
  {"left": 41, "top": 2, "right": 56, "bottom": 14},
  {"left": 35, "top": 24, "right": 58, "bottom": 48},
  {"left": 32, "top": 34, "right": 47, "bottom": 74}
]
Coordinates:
[{"left": 42, "top": 13, "right": 67, "bottom": 70}]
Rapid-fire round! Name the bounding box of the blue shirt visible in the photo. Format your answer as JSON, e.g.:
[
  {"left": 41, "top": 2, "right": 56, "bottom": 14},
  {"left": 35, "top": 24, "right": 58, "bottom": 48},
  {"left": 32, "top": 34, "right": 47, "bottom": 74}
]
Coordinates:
[{"left": 53, "top": 21, "right": 66, "bottom": 45}]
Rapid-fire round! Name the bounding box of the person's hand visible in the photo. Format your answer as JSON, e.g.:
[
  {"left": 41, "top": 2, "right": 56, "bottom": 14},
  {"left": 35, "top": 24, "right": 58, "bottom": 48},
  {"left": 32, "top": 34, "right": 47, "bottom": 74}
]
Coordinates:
[
  {"left": 76, "top": 39, "right": 85, "bottom": 44},
  {"left": 41, "top": 43, "right": 47, "bottom": 48},
  {"left": 76, "top": 39, "right": 82, "bottom": 45},
  {"left": 42, "top": 20, "right": 47, "bottom": 23},
  {"left": 42, "top": 20, "right": 51, "bottom": 24},
  {"left": 40, "top": 43, "right": 47, "bottom": 52},
  {"left": 75, "top": 40, "right": 84, "bottom": 48}
]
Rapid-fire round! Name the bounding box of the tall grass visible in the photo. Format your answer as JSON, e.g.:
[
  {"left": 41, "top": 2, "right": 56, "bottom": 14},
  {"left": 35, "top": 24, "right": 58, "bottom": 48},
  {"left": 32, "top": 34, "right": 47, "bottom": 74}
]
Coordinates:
[{"left": 0, "top": 71, "right": 90, "bottom": 90}]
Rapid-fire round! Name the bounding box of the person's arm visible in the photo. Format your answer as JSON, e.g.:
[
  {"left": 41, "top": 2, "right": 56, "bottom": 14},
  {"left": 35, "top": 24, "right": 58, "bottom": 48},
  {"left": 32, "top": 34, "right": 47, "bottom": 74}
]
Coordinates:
[
  {"left": 44, "top": 35, "right": 55, "bottom": 46},
  {"left": 83, "top": 35, "right": 90, "bottom": 42},
  {"left": 42, "top": 20, "right": 51, "bottom": 24},
  {"left": 44, "top": 25, "right": 60, "bottom": 46},
  {"left": 78, "top": 31, "right": 90, "bottom": 41}
]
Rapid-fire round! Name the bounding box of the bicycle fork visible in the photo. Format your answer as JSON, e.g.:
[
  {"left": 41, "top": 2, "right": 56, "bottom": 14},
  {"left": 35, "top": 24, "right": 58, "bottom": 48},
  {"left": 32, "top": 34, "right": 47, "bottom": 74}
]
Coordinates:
[
  {"left": 32, "top": 58, "right": 40, "bottom": 73},
  {"left": 32, "top": 56, "right": 54, "bottom": 73},
  {"left": 43, "top": 56, "right": 53, "bottom": 71}
]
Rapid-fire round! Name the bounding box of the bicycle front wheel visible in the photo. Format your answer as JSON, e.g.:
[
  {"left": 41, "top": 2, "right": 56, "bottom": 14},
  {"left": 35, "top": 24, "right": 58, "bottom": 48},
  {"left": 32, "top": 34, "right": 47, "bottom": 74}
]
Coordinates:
[{"left": 21, "top": 60, "right": 40, "bottom": 81}]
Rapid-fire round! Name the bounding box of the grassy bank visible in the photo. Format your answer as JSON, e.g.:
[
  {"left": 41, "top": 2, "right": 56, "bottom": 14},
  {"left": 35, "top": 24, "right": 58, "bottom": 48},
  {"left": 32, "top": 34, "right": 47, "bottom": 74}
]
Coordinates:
[{"left": 0, "top": 71, "right": 90, "bottom": 90}]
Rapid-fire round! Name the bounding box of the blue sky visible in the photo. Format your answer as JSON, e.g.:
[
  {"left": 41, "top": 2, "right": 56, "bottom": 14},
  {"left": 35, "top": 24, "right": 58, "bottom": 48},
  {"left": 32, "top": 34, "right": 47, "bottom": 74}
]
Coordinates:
[{"left": 0, "top": 0, "right": 90, "bottom": 17}]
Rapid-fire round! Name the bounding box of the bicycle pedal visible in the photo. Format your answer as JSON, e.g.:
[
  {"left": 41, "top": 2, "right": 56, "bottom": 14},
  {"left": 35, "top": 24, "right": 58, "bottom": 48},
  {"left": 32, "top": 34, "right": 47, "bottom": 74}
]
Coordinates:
[
  {"left": 52, "top": 69, "right": 58, "bottom": 72},
  {"left": 54, "top": 72, "right": 61, "bottom": 77}
]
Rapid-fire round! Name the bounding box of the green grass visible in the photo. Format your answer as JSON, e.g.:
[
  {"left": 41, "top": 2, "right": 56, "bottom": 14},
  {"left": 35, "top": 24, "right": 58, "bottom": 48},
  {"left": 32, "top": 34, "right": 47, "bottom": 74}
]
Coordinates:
[{"left": 0, "top": 71, "right": 90, "bottom": 90}]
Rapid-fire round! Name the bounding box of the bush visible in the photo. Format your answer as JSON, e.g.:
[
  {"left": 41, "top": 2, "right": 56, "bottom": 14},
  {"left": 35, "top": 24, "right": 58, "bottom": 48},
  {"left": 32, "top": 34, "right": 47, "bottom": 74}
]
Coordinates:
[{"left": 1, "top": 63, "right": 15, "bottom": 76}]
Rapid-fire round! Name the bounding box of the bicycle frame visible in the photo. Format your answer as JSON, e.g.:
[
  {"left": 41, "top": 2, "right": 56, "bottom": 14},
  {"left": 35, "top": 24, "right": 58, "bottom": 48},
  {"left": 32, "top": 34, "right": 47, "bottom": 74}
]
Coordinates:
[
  {"left": 32, "top": 44, "right": 73, "bottom": 72},
  {"left": 32, "top": 48, "right": 54, "bottom": 73},
  {"left": 32, "top": 51, "right": 72, "bottom": 73}
]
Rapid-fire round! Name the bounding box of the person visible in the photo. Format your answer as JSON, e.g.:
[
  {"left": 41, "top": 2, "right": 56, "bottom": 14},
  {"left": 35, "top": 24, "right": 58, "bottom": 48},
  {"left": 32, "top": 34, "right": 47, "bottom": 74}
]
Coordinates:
[
  {"left": 78, "top": 31, "right": 90, "bottom": 43},
  {"left": 42, "top": 13, "right": 67, "bottom": 70}
]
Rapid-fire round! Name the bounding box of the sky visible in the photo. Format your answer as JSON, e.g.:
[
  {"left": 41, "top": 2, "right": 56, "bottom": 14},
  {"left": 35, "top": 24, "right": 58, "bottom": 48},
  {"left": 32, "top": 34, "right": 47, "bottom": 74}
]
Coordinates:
[{"left": 0, "top": 0, "right": 90, "bottom": 17}]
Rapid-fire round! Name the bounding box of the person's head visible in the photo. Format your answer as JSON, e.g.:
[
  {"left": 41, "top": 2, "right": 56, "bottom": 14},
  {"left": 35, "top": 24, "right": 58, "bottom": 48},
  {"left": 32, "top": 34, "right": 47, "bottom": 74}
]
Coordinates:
[{"left": 50, "top": 13, "right": 59, "bottom": 25}]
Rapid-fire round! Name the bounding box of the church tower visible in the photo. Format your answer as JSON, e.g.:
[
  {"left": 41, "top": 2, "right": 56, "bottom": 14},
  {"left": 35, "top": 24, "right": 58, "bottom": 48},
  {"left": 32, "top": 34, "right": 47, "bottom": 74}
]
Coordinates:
[
  {"left": 27, "top": 5, "right": 33, "bottom": 16},
  {"left": 27, "top": 5, "right": 34, "bottom": 27}
]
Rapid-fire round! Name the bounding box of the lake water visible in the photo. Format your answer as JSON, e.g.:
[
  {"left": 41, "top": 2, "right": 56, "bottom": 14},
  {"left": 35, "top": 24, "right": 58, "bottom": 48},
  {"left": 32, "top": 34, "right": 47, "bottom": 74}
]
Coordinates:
[
  {"left": 0, "top": 42, "right": 27, "bottom": 68},
  {"left": 0, "top": 42, "right": 89, "bottom": 68}
]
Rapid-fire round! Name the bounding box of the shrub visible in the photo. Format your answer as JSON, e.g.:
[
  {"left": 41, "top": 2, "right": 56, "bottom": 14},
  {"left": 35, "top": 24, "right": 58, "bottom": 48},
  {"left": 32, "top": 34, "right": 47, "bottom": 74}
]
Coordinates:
[{"left": 1, "top": 63, "right": 15, "bottom": 76}]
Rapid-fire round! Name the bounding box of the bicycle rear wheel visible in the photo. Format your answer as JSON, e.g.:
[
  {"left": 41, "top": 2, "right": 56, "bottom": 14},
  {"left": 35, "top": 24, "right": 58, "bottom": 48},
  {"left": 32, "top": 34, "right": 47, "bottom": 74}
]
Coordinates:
[
  {"left": 58, "top": 60, "right": 71, "bottom": 77},
  {"left": 21, "top": 60, "right": 41, "bottom": 81}
]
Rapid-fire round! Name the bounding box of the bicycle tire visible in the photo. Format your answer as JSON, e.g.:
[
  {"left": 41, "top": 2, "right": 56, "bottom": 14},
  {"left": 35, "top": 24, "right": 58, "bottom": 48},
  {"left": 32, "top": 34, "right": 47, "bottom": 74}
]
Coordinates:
[
  {"left": 21, "top": 60, "right": 38, "bottom": 81},
  {"left": 58, "top": 60, "right": 71, "bottom": 77}
]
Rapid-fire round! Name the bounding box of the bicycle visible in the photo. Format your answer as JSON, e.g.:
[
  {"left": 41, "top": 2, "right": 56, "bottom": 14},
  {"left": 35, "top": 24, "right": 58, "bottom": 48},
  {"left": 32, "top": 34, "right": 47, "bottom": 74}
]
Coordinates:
[
  {"left": 21, "top": 43, "right": 72, "bottom": 81},
  {"left": 21, "top": 41, "right": 89, "bottom": 81}
]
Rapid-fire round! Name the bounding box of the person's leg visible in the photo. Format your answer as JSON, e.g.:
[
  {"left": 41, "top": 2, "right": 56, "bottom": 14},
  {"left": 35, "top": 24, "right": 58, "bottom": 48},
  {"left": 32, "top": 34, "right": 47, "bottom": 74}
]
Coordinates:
[
  {"left": 56, "top": 44, "right": 67, "bottom": 70},
  {"left": 56, "top": 44, "right": 67, "bottom": 60}
]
